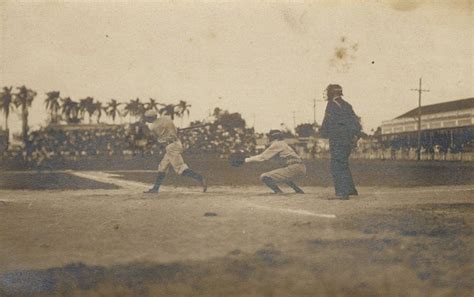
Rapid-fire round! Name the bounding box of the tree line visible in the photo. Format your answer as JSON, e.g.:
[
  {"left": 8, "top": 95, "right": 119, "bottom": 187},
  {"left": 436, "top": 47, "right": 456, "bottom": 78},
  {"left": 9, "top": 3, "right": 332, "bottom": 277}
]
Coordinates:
[{"left": 0, "top": 85, "right": 192, "bottom": 147}]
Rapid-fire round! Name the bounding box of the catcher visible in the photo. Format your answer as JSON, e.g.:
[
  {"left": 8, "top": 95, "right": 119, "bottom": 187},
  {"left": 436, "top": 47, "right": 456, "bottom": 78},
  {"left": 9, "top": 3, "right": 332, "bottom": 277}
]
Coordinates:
[
  {"left": 231, "top": 130, "right": 306, "bottom": 194},
  {"left": 143, "top": 110, "right": 207, "bottom": 194}
]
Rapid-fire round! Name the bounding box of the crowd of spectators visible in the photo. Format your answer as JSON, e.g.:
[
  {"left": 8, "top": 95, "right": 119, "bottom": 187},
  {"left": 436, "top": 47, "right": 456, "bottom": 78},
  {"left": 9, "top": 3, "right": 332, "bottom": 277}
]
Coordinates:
[
  {"left": 180, "top": 123, "right": 256, "bottom": 158},
  {"left": 350, "top": 134, "right": 472, "bottom": 161},
  {"left": 7, "top": 121, "right": 257, "bottom": 168},
  {"left": 20, "top": 126, "right": 130, "bottom": 168},
  {"left": 2, "top": 120, "right": 472, "bottom": 169},
  {"left": 27, "top": 127, "right": 128, "bottom": 157}
]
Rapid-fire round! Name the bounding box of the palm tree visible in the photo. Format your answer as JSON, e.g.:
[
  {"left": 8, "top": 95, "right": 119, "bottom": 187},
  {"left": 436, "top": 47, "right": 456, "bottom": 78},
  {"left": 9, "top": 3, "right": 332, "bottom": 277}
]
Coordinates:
[
  {"left": 135, "top": 98, "right": 145, "bottom": 117},
  {"left": 79, "top": 97, "right": 95, "bottom": 123},
  {"left": 105, "top": 99, "right": 122, "bottom": 123},
  {"left": 0, "top": 86, "right": 14, "bottom": 131},
  {"left": 159, "top": 103, "right": 178, "bottom": 120},
  {"left": 123, "top": 98, "right": 144, "bottom": 123},
  {"left": 213, "top": 107, "right": 222, "bottom": 118},
  {"left": 176, "top": 100, "right": 191, "bottom": 118},
  {"left": 123, "top": 101, "right": 132, "bottom": 123},
  {"left": 175, "top": 100, "right": 191, "bottom": 126},
  {"left": 61, "top": 97, "right": 80, "bottom": 124},
  {"left": 13, "top": 86, "right": 37, "bottom": 146},
  {"left": 93, "top": 101, "right": 104, "bottom": 123},
  {"left": 44, "top": 91, "right": 61, "bottom": 124},
  {"left": 145, "top": 98, "right": 160, "bottom": 111}
]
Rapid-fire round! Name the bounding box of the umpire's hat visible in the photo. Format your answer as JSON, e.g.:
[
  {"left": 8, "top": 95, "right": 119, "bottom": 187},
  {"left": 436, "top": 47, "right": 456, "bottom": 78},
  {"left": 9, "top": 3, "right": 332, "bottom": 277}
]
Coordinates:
[{"left": 325, "top": 84, "right": 343, "bottom": 99}]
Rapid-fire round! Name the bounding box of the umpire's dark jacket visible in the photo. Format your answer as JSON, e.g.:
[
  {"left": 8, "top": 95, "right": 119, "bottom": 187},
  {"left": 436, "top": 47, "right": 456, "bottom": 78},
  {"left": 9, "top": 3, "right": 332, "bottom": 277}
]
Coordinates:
[
  {"left": 319, "top": 98, "right": 361, "bottom": 145},
  {"left": 320, "top": 98, "right": 361, "bottom": 197}
]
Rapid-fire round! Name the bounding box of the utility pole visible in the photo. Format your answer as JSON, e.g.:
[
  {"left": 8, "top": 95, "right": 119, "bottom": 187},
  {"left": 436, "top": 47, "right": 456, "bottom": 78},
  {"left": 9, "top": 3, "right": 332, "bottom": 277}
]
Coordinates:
[
  {"left": 313, "top": 98, "right": 324, "bottom": 123},
  {"left": 313, "top": 98, "right": 317, "bottom": 126},
  {"left": 411, "top": 78, "right": 430, "bottom": 161},
  {"left": 313, "top": 98, "right": 324, "bottom": 134},
  {"left": 293, "top": 111, "right": 297, "bottom": 134}
]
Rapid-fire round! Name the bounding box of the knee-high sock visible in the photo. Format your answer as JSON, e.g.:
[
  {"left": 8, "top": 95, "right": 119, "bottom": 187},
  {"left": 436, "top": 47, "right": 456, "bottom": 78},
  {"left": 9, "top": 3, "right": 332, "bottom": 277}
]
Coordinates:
[
  {"left": 151, "top": 172, "right": 166, "bottom": 190},
  {"left": 261, "top": 176, "right": 283, "bottom": 193},
  {"left": 181, "top": 168, "right": 204, "bottom": 182},
  {"left": 286, "top": 181, "right": 304, "bottom": 193}
]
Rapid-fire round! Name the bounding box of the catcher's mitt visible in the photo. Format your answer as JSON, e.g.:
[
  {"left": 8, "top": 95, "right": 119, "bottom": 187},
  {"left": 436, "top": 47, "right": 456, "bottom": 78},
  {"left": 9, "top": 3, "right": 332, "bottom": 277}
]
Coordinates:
[{"left": 229, "top": 153, "right": 247, "bottom": 167}]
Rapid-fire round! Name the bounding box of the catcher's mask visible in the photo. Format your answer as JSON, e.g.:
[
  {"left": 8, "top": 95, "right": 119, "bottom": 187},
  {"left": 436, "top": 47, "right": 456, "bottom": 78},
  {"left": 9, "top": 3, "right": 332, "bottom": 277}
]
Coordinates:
[
  {"left": 324, "top": 84, "right": 343, "bottom": 101},
  {"left": 268, "top": 130, "right": 284, "bottom": 142}
]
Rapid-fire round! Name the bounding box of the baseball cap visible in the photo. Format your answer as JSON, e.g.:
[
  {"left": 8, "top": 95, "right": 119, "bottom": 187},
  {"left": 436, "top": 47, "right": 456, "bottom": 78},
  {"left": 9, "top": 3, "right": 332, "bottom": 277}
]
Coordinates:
[
  {"left": 268, "top": 130, "right": 283, "bottom": 140},
  {"left": 144, "top": 110, "right": 158, "bottom": 117}
]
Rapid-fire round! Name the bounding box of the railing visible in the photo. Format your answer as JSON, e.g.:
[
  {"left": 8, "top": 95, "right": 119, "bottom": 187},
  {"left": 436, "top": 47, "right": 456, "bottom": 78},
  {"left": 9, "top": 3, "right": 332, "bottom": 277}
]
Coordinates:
[
  {"left": 350, "top": 151, "right": 474, "bottom": 161},
  {"left": 296, "top": 150, "right": 474, "bottom": 161}
]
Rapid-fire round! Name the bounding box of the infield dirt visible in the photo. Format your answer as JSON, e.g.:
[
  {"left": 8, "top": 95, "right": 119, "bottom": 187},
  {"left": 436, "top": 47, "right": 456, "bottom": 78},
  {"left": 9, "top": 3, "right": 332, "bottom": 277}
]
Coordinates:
[{"left": 0, "top": 172, "right": 472, "bottom": 297}]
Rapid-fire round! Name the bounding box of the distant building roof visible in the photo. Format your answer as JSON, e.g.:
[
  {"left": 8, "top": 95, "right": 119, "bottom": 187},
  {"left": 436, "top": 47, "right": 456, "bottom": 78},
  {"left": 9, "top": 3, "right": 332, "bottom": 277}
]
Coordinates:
[{"left": 395, "top": 98, "right": 473, "bottom": 119}]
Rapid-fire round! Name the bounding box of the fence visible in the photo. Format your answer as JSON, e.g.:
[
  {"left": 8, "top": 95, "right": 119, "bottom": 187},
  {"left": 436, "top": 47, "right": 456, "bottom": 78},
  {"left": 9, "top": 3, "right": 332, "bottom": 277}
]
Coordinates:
[{"left": 351, "top": 150, "right": 474, "bottom": 161}]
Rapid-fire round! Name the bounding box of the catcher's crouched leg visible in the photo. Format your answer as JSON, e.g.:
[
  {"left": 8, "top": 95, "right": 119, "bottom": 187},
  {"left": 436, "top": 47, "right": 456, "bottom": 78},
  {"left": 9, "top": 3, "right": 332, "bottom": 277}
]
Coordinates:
[
  {"left": 260, "top": 174, "right": 283, "bottom": 194},
  {"left": 286, "top": 181, "right": 304, "bottom": 194},
  {"left": 260, "top": 164, "right": 306, "bottom": 194}
]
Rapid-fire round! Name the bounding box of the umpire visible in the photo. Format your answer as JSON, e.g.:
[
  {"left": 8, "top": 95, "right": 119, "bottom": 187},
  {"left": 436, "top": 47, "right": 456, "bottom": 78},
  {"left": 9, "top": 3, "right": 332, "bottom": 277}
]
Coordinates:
[{"left": 320, "top": 84, "right": 362, "bottom": 200}]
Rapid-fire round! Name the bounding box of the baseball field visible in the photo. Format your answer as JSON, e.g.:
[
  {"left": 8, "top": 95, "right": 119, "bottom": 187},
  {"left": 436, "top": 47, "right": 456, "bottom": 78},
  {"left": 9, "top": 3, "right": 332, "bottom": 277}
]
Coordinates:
[{"left": 0, "top": 160, "right": 473, "bottom": 297}]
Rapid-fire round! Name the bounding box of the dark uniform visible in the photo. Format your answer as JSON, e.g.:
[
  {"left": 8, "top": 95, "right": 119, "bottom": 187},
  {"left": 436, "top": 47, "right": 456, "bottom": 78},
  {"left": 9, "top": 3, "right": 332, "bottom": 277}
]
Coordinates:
[{"left": 320, "top": 96, "right": 361, "bottom": 199}]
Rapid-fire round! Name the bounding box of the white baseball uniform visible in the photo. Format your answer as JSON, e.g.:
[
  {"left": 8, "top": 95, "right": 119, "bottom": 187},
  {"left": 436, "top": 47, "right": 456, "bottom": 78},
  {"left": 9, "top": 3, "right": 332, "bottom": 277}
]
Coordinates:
[
  {"left": 149, "top": 116, "right": 189, "bottom": 174},
  {"left": 246, "top": 140, "right": 306, "bottom": 182}
]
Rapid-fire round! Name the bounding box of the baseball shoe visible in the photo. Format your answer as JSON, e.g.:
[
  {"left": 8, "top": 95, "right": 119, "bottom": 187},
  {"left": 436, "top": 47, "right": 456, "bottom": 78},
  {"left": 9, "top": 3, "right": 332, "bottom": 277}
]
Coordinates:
[
  {"left": 327, "top": 195, "right": 349, "bottom": 200},
  {"left": 143, "top": 188, "right": 160, "bottom": 194},
  {"left": 271, "top": 188, "right": 284, "bottom": 194}
]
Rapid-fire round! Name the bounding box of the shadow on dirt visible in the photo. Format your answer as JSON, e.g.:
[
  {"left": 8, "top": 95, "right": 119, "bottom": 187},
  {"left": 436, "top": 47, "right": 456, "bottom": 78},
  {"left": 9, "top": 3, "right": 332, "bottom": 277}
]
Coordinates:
[
  {"left": 2, "top": 222, "right": 472, "bottom": 297},
  {"left": 0, "top": 172, "right": 118, "bottom": 190},
  {"left": 0, "top": 245, "right": 288, "bottom": 297},
  {"left": 1, "top": 204, "right": 472, "bottom": 297},
  {"left": 335, "top": 203, "right": 473, "bottom": 289}
]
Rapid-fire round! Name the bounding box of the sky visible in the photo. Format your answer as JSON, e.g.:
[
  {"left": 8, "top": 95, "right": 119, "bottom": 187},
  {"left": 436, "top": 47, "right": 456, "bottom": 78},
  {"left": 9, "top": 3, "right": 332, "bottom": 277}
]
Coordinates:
[{"left": 1, "top": 0, "right": 472, "bottom": 135}]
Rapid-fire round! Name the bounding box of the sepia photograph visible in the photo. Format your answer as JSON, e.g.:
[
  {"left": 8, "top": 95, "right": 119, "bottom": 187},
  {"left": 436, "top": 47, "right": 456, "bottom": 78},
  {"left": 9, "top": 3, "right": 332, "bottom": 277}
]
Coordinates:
[{"left": 0, "top": 0, "right": 472, "bottom": 296}]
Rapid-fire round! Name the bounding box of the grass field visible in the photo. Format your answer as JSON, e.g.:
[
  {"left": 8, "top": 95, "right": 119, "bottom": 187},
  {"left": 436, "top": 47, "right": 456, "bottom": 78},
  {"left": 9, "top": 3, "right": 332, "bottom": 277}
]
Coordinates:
[
  {"left": 0, "top": 161, "right": 473, "bottom": 296},
  {"left": 110, "top": 159, "right": 474, "bottom": 188}
]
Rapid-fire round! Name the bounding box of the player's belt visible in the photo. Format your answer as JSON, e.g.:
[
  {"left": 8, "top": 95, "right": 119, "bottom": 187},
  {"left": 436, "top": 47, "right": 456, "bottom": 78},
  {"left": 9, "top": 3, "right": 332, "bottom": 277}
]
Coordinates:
[
  {"left": 159, "top": 137, "right": 179, "bottom": 146},
  {"left": 287, "top": 159, "right": 303, "bottom": 165}
]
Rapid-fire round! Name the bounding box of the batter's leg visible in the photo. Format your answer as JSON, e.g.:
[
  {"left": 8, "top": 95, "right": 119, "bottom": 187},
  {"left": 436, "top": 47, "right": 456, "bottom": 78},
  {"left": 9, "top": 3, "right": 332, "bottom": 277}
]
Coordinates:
[
  {"left": 144, "top": 172, "right": 166, "bottom": 193},
  {"left": 144, "top": 151, "right": 170, "bottom": 194},
  {"left": 181, "top": 169, "right": 207, "bottom": 192},
  {"left": 167, "top": 141, "right": 208, "bottom": 192}
]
